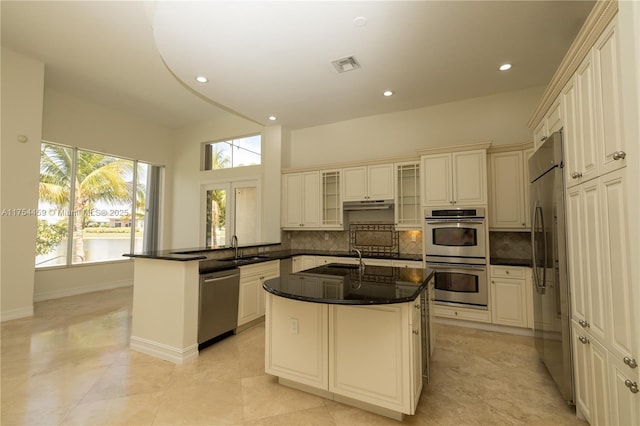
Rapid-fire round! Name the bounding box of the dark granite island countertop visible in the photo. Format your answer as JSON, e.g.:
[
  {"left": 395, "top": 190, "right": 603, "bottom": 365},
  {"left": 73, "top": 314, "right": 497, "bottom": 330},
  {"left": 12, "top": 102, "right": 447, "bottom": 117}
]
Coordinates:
[{"left": 263, "top": 263, "right": 433, "bottom": 305}]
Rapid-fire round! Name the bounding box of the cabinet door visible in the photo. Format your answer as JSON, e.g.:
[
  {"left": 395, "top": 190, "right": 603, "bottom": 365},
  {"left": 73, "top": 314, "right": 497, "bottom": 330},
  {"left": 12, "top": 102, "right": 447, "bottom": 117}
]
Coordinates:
[
  {"left": 533, "top": 120, "right": 548, "bottom": 150},
  {"left": 367, "top": 164, "right": 394, "bottom": 200},
  {"left": 491, "top": 276, "right": 527, "bottom": 328},
  {"left": 563, "top": 76, "right": 581, "bottom": 188},
  {"left": 395, "top": 162, "right": 421, "bottom": 229},
  {"left": 452, "top": 150, "right": 487, "bottom": 205},
  {"left": 600, "top": 170, "right": 637, "bottom": 365},
  {"left": 321, "top": 170, "right": 342, "bottom": 228},
  {"left": 283, "top": 174, "right": 303, "bottom": 227},
  {"left": 593, "top": 18, "right": 627, "bottom": 175},
  {"left": 566, "top": 185, "right": 588, "bottom": 323},
  {"left": 575, "top": 54, "right": 599, "bottom": 183},
  {"left": 546, "top": 98, "right": 562, "bottom": 135},
  {"left": 342, "top": 166, "right": 367, "bottom": 202},
  {"left": 238, "top": 274, "right": 260, "bottom": 326},
  {"left": 572, "top": 322, "right": 593, "bottom": 423},
  {"left": 292, "top": 255, "right": 316, "bottom": 273},
  {"left": 489, "top": 151, "right": 525, "bottom": 229},
  {"left": 421, "top": 154, "right": 452, "bottom": 206},
  {"left": 590, "top": 337, "right": 611, "bottom": 426},
  {"left": 609, "top": 356, "right": 640, "bottom": 426},
  {"left": 301, "top": 172, "right": 320, "bottom": 227}
]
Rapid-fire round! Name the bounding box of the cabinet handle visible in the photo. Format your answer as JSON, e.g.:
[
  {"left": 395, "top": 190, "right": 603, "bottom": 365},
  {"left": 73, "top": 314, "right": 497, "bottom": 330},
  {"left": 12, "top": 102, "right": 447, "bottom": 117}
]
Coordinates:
[
  {"left": 578, "top": 319, "right": 590, "bottom": 328},
  {"left": 412, "top": 329, "right": 419, "bottom": 335},
  {"left": 624, "top": 357, "right": 638, "bottom": 369},
  {"left": 414, "top": 303, "right": 421, "bottom": 310},
  {"left": 540, "top": 136, "right": 548, "bottom": 142},
  {"left": 612, "top": 151, "right": 627, "bottom": 160},
  {"left": 578, "top": 336, "right": 590, "bottom": 344},
  {"left": 571, "top": 172, "right": 583, "bottom": 179},
  {"left": 624, "top": 379, "right": 639, "bottom": 394}
]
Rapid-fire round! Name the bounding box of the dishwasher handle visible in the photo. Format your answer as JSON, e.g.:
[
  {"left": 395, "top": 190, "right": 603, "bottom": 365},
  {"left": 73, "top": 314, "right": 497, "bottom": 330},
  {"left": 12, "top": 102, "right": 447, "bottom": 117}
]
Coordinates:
[{"left": 201, "top": 269, "right": 240, "bottom": 283}]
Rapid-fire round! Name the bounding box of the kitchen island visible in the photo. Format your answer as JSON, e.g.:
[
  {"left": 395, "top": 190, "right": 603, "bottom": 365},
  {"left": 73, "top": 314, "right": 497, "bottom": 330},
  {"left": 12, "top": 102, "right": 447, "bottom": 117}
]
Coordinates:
[{"left": 262, "top": 263, "right": 434, "bottom": 420}]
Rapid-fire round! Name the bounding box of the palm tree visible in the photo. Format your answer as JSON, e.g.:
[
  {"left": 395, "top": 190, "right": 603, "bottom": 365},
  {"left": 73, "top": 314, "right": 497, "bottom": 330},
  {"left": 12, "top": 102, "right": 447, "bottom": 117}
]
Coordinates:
[
  {"left": 206, "top": 145, "right": 230, "bottom": 246},
  {"left": 39, "top": 144, "right": 133, "bottom": 262}
]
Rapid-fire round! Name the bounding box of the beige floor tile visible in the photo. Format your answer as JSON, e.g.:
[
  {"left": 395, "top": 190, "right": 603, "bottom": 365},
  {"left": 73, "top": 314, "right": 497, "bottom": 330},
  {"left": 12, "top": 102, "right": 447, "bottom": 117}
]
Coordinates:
[
  {"left": 244, "top": 406, "right": 337, "bottom": 426},
  {"left": 61, "top": 391, "right": 163, "bottom": 426}
]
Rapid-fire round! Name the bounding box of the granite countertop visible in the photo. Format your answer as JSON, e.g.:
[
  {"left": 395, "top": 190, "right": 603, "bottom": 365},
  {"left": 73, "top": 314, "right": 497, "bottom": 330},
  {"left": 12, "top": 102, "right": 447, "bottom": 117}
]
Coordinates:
[{"left": 263, "top": 263, "right": 434, "bottom": 305}]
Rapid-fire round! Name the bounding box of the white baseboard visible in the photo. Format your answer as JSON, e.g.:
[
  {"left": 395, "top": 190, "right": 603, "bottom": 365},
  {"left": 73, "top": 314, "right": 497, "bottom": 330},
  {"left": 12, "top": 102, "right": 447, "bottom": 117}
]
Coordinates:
[
  {"left": 130, "top": 336, "right": 199, "bottom": 364},
  {"left": 1, "top": 305, "right": 34, "bottom": 322},
  {"left": 33, "top": 279, "right": 132, "bottom": 302},
  {"left": 435, "top": 317, "right": 534, "bottom": 337}
]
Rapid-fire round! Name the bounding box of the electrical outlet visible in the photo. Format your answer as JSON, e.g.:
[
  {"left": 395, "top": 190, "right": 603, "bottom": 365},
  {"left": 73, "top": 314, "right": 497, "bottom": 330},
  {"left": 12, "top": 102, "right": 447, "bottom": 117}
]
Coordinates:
[
  {"left": 411, "top": 233, "right": 417, "bottom": 242},
  {"left": 324, "top": 232, "right": 329, "bottom": 240},
  {"left": 290, "top": 318, "right": 298, "bottom": 334}
]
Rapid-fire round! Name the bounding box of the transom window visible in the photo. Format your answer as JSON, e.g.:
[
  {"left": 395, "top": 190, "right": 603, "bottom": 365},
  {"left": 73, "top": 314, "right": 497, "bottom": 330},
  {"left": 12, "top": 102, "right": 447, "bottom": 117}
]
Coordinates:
[{"left": 202, "top": 134, "right": 262, "bottom": 170}]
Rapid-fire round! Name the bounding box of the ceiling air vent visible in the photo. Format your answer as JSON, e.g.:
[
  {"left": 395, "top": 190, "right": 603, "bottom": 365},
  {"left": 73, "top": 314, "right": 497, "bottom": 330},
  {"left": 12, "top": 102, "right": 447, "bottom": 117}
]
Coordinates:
[{"left": 331, "top": 56, "right": 361, "bottom": 73}]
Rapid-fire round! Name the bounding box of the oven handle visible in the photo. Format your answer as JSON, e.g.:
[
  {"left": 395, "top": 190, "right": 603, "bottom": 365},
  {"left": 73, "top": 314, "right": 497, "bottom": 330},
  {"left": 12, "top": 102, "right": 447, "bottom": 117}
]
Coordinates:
[
  {"left": 427, "top": 262, "right": 486, "bottom": 271},
  {"left": 425, "top": 219, "right": 485, "bottom": 224}
]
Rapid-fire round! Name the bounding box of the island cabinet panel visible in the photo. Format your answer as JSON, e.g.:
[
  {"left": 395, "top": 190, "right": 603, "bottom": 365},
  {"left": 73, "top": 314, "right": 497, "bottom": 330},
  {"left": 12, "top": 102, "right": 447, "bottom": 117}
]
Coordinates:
[
  {"left": 265, "top": 294, "right": 329, "bottom": 390},
  {"left": 328, "top": 303, "right": 416, "bottom": 414}
]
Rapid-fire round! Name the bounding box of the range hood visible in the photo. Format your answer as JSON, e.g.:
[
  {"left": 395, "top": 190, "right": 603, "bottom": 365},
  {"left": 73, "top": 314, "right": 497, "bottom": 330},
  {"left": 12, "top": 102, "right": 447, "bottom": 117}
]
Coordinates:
[{"left": 343, "top": 200, "right": 394, "bottom": 211}]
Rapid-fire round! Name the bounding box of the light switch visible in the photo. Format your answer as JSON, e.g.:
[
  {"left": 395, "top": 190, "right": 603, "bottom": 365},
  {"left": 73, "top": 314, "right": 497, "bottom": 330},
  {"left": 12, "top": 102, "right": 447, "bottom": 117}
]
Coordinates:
[{"left": 290, "top": 318, "right": 298, "bottom": 334}]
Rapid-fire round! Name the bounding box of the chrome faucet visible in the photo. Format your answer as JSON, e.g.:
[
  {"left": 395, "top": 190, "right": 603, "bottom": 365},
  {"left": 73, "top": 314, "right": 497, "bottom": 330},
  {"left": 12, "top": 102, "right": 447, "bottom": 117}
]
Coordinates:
[
  {"left": 231, "top": 235, "right": 239, "bottom": 259},
  {"left": 352, "top": 248, "right": 365, "bottom": 273}
]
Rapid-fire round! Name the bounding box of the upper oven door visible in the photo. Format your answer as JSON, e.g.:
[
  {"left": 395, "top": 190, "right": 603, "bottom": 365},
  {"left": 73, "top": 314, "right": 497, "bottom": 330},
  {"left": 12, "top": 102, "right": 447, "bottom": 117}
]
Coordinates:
[{"left": 424, "top": 219, "right": 486, "bottom": 259}]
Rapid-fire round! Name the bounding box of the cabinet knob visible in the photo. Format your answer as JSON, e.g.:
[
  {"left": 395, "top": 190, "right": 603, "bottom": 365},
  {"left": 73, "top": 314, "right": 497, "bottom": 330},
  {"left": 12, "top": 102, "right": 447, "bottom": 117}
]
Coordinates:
[
  {"left": 412, "top": 329, "right": 420, "bottom": 335},
  {"left": 571, "top": 172, "right": 583, "bottom": 179},
  {"left": 612, "top": 151, "right": 627, "bottom": 160},
  {"left": 540, "top": 136, "right": 548, "bottom": 142},
  {"left": 414, "top": 303, "right": 421, "bottom": 310},
  {"left": 624, "top": 357, "right": 638, "bottom": 369},
  {"left": 578, "top": 335, "right": 590, "bottom": 345},
  {"left": 624, "top": 379, "right": 639, "bottom": 394},
  {"left": 578, "top": 319, "right": 590, "bottom": 328}
]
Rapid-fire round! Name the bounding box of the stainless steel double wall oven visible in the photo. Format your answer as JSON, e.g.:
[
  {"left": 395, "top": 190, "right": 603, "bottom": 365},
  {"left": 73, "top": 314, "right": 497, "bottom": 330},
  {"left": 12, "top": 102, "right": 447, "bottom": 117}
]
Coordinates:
[{"left": 424, "top": 207, "right": 488, "bottom": 309}]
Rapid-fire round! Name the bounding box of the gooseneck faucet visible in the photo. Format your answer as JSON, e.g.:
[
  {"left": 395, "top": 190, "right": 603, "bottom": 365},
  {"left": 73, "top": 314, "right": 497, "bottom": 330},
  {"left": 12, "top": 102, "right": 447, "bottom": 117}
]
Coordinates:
[
  {"left": 352, "top": 248, "right": 365, "bottom": 273},
  {"left": 231, "top": 235, "right": 239, "bottom": 259}
]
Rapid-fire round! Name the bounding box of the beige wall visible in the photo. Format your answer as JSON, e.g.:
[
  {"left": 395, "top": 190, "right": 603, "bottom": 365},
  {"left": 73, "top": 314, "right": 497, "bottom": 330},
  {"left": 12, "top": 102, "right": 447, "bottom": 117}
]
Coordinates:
[
  {"left": 287, "top": 86, "right": 544, "bottom": 169},
  {"left": 1, "top": 48, "right": 45, "bottom": 320},
  {"left": 170, "top": 115, "right": 282, "bottom": 248}
]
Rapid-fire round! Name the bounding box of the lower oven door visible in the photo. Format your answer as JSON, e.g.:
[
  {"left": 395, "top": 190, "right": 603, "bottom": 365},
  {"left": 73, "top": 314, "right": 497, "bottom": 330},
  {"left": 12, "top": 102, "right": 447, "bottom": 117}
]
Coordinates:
[{"left": 427, "top": 262, "right": 488, "bottom": 309}]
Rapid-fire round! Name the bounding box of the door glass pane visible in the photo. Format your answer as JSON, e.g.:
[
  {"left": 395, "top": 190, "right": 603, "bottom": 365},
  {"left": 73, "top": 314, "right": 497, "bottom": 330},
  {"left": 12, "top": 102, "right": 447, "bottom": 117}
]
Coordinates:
[
  {"left": 72, "top": 151, "right": 133, "bottom": 264},
  {"left": 134, "top": 162, "right": 149, "bottom": 252},
  {"left": 432, "top": 228, "right": 477, "bottom": 246},
  {"left": 36, "top": 143, "right": 72, "bottom": 267},
  {"left": 234, "top": 186, "right": 257, "bottom": 244},
  {"left": 206, "top": 189, "right": 227, "bottom": 247}
]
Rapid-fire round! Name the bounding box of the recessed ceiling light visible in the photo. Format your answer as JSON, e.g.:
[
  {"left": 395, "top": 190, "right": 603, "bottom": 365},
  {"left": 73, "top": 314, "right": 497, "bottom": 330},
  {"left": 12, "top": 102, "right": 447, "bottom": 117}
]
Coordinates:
[
  {"left": 353, "top": 16, "right": 368, "bottom": 27},
  {"left": 195, "top": 75, "right": 209, "bottom": 83},
  {"left": 383, "top": 90, "right": 394, "bottom": 97},
  {"left": 499, "top": 64, "right": 512, "bottom": 71},
  {"left": 268, "top": 116, "right": 277, "bottom": 121}
]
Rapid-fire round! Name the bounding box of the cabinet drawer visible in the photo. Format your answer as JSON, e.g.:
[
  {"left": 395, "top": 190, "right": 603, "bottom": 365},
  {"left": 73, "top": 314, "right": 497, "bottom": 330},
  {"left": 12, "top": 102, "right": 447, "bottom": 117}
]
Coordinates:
[
  {"left": 240, "top": 260, "right": 280, "bottom": 277},
  {"left": 433, "top": 304, "right": 491, "bottom": 323},
  {"left": 491, "top": 265, "right": 526, "bottom": 279}
]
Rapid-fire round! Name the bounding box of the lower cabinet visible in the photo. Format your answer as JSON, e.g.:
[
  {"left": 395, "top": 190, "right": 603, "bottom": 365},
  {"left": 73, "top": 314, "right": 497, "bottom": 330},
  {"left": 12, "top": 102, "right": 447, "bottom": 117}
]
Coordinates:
[
  {"left": 265, "top": 292, "right": 423, "bottom": 416},
  {"left": 238, "top": 261, "right": 279, "bottom": 326},
  {"left": 490, "top": 266, "right": 532, "bottom": 329},
  {"left": 292, "top": 255, "right": 317, "bottom": 272}
]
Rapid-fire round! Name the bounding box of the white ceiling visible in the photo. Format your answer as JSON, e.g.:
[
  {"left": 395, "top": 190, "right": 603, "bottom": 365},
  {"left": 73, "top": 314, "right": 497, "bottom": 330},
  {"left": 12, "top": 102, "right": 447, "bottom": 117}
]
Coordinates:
[{"left": 1, "top": 1, "right": 595, "bottom": 130}]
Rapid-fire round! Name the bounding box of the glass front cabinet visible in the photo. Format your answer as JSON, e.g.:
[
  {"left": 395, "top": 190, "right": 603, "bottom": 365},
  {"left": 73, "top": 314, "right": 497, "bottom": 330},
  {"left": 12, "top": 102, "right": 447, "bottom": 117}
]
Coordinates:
[
  {"left": 395, "top": 162, "right": 421, "bottom": 229},
  {"left": 321, "top": 169, "right": 342, "bottom": 229}
]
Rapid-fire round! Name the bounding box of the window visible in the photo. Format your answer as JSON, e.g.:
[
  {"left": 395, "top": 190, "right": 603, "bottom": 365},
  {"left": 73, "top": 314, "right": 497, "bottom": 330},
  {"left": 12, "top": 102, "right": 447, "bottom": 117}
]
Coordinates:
[
  {"left": 36, "top": 142, "right": 161, "bottom": 267},
  {"left": 202, "top": 180, "right": 260, "bottom": 248},
  {"left": 202, "top": 134, "right": 261, "bottom": 170}
]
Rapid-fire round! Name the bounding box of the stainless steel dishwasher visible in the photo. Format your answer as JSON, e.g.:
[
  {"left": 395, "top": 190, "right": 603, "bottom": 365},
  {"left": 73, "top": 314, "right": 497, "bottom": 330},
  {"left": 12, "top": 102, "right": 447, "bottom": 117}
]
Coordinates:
[{"left": 198, "top": 268, "right": 240, "bottom": 349}]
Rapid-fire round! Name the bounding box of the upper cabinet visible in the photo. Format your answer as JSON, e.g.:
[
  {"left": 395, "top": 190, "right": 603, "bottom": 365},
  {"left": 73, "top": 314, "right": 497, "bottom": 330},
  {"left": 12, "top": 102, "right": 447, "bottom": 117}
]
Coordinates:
[
  {"left": 342, "top": 164, "right": 394, "bottom": 202},
  {"left": 563, "top": 17, "right": 627, "bottom": 188},
  {"left": 421, "top": 149, "right": 487, "bottom": 207},
  {"left": 321, "top": 170, "right": 343, "bottom": 229},
  {"left": 395, "top": 162, "right": 421, "bottom": 229},
  {"left": 533, "top": 99, "right": 563, "bottom": 150},
  {"left": 488, "top": 145, "right": 534, "bottom": 230},
  {"left": 282, "top": 172, "right": 320, "bottom": 229}
]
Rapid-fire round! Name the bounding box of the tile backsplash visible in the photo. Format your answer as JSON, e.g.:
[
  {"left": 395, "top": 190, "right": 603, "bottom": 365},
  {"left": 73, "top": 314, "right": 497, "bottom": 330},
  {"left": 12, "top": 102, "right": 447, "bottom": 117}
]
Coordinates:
[
  {"left": 489, "top": 231, "right": 531, "bottom": 259},
  {"left": 282, "top": 227, "right": 422, "bottom": 256}
]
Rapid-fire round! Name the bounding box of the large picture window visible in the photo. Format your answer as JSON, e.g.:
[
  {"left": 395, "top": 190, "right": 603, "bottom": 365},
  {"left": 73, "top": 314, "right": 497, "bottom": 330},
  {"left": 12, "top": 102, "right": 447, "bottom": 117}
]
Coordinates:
[{"left": 36, "top": 142, "right": 160, "bottom": 267}]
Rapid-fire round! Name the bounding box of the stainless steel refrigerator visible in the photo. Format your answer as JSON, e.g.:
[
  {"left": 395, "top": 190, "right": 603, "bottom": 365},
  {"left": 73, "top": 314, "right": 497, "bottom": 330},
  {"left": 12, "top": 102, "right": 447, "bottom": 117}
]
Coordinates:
[{"left": 529, "top": 131, "right": 574, "bottom": 404}]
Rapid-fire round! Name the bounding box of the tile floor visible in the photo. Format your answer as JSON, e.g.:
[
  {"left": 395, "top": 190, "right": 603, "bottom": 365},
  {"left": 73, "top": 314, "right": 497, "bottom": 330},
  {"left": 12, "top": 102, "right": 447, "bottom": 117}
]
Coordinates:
[{"left": 1, "top": 286, "right": 586, "bottom": 425}]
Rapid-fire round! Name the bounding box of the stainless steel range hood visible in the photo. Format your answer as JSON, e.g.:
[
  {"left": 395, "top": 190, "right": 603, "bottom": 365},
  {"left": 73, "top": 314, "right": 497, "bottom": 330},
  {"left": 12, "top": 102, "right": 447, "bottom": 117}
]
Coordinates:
[{"left": 343, "top": 200, "right": 394, "bottom": 211}]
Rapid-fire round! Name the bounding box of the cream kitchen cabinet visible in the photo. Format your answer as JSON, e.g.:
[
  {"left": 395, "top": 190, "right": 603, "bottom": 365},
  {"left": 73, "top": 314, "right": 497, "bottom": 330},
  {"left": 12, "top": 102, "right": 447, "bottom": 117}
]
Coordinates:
[
  {"left": 608, "top": 355, "right": 640, "bottom": 426},
  {"left": 292, "top": 255, "right": 317, "bottom": 272},
  {"left": 342, "top": 164, "right": 394, "bottom": 202},
  {"left": 265, "top": 292, "right": 424, "bottom": 417},
  {"left": 321, "top": 169, "right": 343, "bottom": 229},
  {"left": 395, "top": 162, "right": 421, "bottom": 229},
  {"left": 533, "top": 98, "right": 562, "bottom": 150},
  {"left": 488, "top": 146, "right": 534, "bottom": 230},
  {"left": 238, "top": 260, "right": 279, "bottom": 326},
  {"left": 282, "top": 172, "right": 320, "bottom": 229},
  {"left": 421, "top": 150, "right": 487, "bottom": 207},
  {"left": 490, "top": 266, "right": 530, "bottom": 329},
  {"left": 563, "top": 17, "right": 627, "bottom": 188}
]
